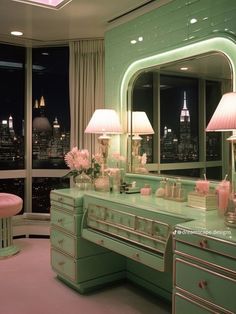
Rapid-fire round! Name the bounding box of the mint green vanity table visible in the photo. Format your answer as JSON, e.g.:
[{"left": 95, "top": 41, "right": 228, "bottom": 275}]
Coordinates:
[
  {"left": 173, "top": 213, "right": 236, "bottom": 314},
  {"left": 50, "top": 175, "right": 236, "bottom": 314}
]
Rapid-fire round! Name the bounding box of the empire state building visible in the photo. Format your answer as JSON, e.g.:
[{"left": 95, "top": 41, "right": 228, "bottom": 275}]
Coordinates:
[{"left": 178, "top": 91, "right": 192, "bottom": 160}]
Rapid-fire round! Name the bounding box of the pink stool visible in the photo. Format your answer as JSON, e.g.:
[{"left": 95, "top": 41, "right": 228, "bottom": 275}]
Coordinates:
[{"left": 0, "top": 193, "right": 23, "bottom": 258}]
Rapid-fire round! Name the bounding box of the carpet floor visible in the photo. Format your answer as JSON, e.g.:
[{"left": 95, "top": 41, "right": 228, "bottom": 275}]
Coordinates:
[{"left": 0, "top": 238, "right": 172, "bottom": 314}]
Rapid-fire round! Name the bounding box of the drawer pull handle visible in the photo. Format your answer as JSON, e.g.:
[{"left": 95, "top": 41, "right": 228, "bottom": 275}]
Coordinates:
[
  {"left": 58, "top": 261, "right": 65, "bottom": 266},
  {"left": 57, "top": 218, "right": 64, "bottom": 224},
  {"left": 58, "top": 197, "right": 63, "bottom": 202},
  {"left": 98, "top": 239, "right": 104, "bottom": 245},
  {"left": 58, "top": 239, "right": 64, "bottom": 244},
  {"left": 199, "top": 239, "right": 208, "bottom": 249},
  {"left": 133, "top": 253, "right": 140, "bottom": 260},
  {"left": 198, "top": 280, "right": 207, "bottom": 289}
]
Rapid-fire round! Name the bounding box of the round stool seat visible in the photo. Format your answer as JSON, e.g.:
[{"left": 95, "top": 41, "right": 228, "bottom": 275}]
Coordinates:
[{"left": 0, "top": 193, "right": 23, "bottom": 218}]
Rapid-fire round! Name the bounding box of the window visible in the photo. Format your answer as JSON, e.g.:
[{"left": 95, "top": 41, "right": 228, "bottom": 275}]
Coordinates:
[
  {"left": 32, "top": 177, "right": 69, "bottom": 213},
  {"left": 0, "top": 44, "right": 70, "bottom": 215},
  {"left": 32, "top": 47, "right": 70, "bottom": 169},
  {"left": 0, "top": 44, "right": 25, "bottom": 170}
]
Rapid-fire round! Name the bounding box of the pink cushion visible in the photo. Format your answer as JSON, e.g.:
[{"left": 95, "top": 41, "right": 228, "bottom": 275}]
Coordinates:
[{"left": 0, "top": 193, "right": 23, "bottom": 218}]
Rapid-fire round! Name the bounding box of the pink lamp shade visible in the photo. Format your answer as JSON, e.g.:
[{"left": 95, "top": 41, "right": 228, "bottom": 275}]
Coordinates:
[
  {"left": 128, "top": 111, "right": 154, "bottom": 136},
  {"left": 206, "top": 92, "right": 236, "bottom": 131},
  {"left": 85, "top": 109, "right": 122, "bottom": 137}
]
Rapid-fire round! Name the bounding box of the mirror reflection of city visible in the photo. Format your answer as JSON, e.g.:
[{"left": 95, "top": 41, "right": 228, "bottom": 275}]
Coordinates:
[{"left": 133, "top": 72, "right": 222, "bottom": 174}]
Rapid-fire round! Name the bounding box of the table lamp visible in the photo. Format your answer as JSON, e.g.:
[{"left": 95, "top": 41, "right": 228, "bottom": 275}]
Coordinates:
[
  {"left": 128, "top": 111, "right": 154, "bottom": 157},
  {"left": 206, "top": 92, "right": 236, "bottom": 226},
  {"left": 85, "top": 109, "right": 122, "bottom": 165}
]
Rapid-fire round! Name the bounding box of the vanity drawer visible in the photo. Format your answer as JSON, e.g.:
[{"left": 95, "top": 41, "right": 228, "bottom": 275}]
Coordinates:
[
  {"left": 51, "top": 207, "right": 82, "bottom": 235},
  {"left": 175, "top": 241, "right": 236, "bottom": 275},
  {"left": 51, "top": 248, "right": 126, "bottom": 284},
  {"left": 173, "top": 292, "right": 220, "bottom": 314},
  {"left": 51, "top": 227, "right": 108, "bottom": 258},
  {"left": 50, "top": 189, "right": 83, "bottom": 213},
  {"left": 82, "top": 228, "right": 167, "bottom": 272},
  {"left": 51, "top": 200, "right": 82, "bottom": 214},
  {"left": 174, "top": 228, "right": 236, "bottom": 260},
  {"left": 87, "top": 216, "right": 166, "bottom": 254},
  {"left": 87, "top": 203, "right": 170, "bottom": 239},
  {"left": 174, "top": 257, "right": 236, "bottom": 313},
  {"left": 85, "top": 203, "right": 171, "bottom": 255}
]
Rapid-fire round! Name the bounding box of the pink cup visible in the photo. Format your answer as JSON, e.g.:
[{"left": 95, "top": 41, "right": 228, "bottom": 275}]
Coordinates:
[
  {"left": 196, "top": 180, "right": 209, "bottom": 194},
  {"left": 217, "top": 180, "right": 231, "bottom": 215}
]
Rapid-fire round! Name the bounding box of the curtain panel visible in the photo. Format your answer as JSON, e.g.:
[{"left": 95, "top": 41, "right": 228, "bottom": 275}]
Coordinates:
[{"left": 69, "top": 39, "right": 104, "bottom": 155}]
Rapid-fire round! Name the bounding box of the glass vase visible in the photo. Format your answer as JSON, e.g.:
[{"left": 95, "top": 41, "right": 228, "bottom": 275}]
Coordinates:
[
  {"left": 74, "top": 171, "right": 92, "bottom": 191},
  {"left": 94, "top": 174, "right": 110, "bottom": 192}
]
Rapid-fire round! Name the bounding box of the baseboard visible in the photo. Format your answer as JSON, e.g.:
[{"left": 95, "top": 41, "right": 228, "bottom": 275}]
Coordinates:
[{"left": 13, "top": 213, "right": 50, "bottom": 237}]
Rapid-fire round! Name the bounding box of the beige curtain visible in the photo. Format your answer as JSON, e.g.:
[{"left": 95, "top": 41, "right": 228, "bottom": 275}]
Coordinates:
[{"left": 69, "top": 39, "right": 104, "bottom": 154}]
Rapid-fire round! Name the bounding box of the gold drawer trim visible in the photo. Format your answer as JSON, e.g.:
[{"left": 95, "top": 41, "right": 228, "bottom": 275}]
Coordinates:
[
  {"left": 173, "top": 292, "right": 223, "bottom": 314},
  {"left": 85, "top": 204, "right": 171, "bottom": 254},
  {"left": 174, "top": 257, "right": 236, "bottom": 314},
  {"left": 174, "top": 257, "right": 236, "bottom": 286},
  {"left": 51, "top": 249, "right": 77, "bottom": 283},
  {"left": 175, "top": 287, "right": 234, "bottom": 314},
  {"left": 87, "top": 204, "right": 171, "bottom": 239},
  {"left": 174, "top": 249, "right": 236, "bottom": 277},
  {"left": 173, "top": 231, "right": 236, "bottom": 260}
]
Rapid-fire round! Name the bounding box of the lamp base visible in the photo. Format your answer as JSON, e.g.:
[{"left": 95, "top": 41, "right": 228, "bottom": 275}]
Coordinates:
[{"left": 98, "top": 135, "right": 110, "bottom": 165}]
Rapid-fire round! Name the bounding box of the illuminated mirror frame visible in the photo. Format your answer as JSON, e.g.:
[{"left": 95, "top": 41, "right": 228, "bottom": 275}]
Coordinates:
[{"left": 120, "top": 36, "right": 236, "bottom": 176}]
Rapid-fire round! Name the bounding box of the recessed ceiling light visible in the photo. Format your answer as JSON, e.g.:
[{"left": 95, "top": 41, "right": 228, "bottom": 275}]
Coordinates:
[
  {"left": 180, "top": 67, "right": 188, "bottom": 71},
  {"left": 11, "top": 31, "right": 23, "bottom": 36},
  {"left": 12, "top": 0, "right": 71, "bottom": 9},
  {"left": 138, "top": 36, "right": 143, "bottom": 42},
  {"left": 130, "top": 40, "right": 137, "bottom": 44}
]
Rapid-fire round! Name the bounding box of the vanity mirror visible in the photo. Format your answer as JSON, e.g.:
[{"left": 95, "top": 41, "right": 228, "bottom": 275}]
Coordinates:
[{"left": 122, "top": 37, "right": 236, "bottom": 181}]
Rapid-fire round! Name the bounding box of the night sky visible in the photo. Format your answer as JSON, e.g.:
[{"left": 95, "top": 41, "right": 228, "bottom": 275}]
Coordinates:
[{"left": 0, "top": 44, "right": 70, "bottom": 134}]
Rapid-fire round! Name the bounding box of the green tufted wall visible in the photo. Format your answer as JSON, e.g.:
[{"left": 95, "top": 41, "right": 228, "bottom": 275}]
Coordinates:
[
  {"left": 105, "top": 0, "right": 236, "bottom": 108},
  {"left": 104, "top": 0, "right": 236, "bottom": 157}
]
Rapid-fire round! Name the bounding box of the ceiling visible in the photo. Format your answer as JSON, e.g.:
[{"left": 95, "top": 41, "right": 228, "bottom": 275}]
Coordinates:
[
  {"left": 0, "top": 0, "right": 169, "bottom": 44},
  {"left": 162, "top": 52, "right": 232, "bottom": 80},
  {"left": 135, "top": 52, "right": 232, "bottom": 90}
]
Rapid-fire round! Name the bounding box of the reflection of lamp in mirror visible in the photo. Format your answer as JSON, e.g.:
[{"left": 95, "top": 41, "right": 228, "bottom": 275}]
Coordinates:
[
  {"left": 206, "top": 92, "right": 236, "bottom": 226},
  {"left": 85, "top": 109, "right": 122, "bottom": 166},
  {"left": 129, "top": 111, "right": 154, "bottom": 157}
]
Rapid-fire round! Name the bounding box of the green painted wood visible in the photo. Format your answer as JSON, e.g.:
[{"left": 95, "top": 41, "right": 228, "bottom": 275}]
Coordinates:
[
  {"left": 174, "top": 293, "right": 213, "bottom": 314},
  {"left": 51, "top": 248, "right": 126, "bottom": 284},
  {"left": 83, "top": 192, "right": 195, "bottom": 223},
  {"left": 105, "top": 0, "right": 236, "bottom": 109},
  {"left": 82, "top": 228, "right": 166, "bottom": 272},
  {"left": 126, "top": 258, "right": 172, "bottom": 298},
  {"left": 174, "top": 231, "right": 236, "bottom": 263},
  {"left": 175, "top": 216, "right": 236, "bottom": 245},
  {"left": 175, "top": 257, "right": 236, "bottom": 313},
  {"left": 50, "top": 188, "right": 84, "bottom": 212},
  {"left": 50, "top": 227, "right": 108, "bottom": 258},
  {"left": 51, "top": 207, "right": 81, "bottom": 235},
  {"left": 0, "top": 245, "right": 20, "bottom": 258},
  {"left": 57, "top": 272, "right": 126, "bottom": 294},
  {"left": 175, "top": 241, "right": 236, "bottom": 274},
  {"left": 127, "top": 271, "right": 172, "bottom": 302}
]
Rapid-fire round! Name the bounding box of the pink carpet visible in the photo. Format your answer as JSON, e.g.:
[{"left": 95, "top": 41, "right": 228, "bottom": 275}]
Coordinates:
[{"left": 0, "top": 238, "right": 171, "bottom": 314}]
